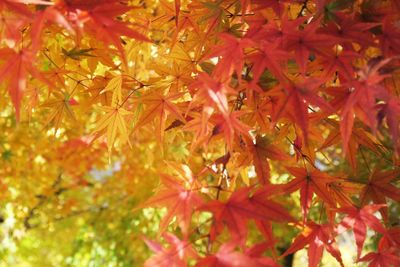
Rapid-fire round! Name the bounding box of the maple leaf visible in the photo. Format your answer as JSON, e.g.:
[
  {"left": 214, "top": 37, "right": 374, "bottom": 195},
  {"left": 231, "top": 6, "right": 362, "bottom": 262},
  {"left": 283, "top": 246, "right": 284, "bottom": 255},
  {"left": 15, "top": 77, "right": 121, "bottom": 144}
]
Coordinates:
[
  {"left": 280, "top": 167, "right": 337, "bottom": 219},
  {"left": 323, "top": 14, "right": 379, "bottom": 48},
  {"left": 336, "top": 204, "right": 386, "bottom": 259},
  {"left": 378, "top": 97, "right": 400, "bottom": 151},
  {"left": 358, "top": 248, "right": 400, "bottom": 267},
  {"left": 206, "top": 33, "right": 253, "bottom": 82},
  {"left": 173, "top": 13, "right": 202, "bottom": 48},
  {"left": 339, "top": 57, "right": 393, "bottom": 152},
  {"left": 210, "top": 111, "right": 251, "bottom": 151},
  {"left": 380, "top": 17, "right": 400, "bottom": 56},
  {"left": 41, "top": 90, "right": 77, "bottom": 134},
  {"left": 244, "top": 135, "right": 290, "bottom": 185},
  {"left": 195, "top": 242, "right": 263, "bottom": 267},
  {"left": 319, "top": 119, "right": 386, "bottom": 170},
  {"left": 379, "top": 226, "right": 400, "bottom": 250},
  {"left": 282, "top": 222, "right": 344, "bottom": 267},
  {"left": 61, "top": 1, "right": 150, "bottom": 59},
  {"left": 0, "top": 48, "right": 51, "bottom": 120},
  {"left": 283, "top": 17, "right": 339, "bottom": 74},
  {"left": 100, "top": 75, "right": 123, "bottom": 106},
  {"left": 245, "top": 242, "right": 281, "bottom": 267},
  {"left": 271, "top": 77, "right": 333, "bottom": 140},
  {"left": 181, "top": 113, "right": 213, "bottom": 151},
  {"left": 189, "top": 72, "right": 236, "bottom": 116},
  {"left": 143, "top": 232, "right": 197, "bottom": 267},
  {"left": 142, "top": 173, "right": 203, "bottom": 236},
  {"left": 30, "top": 6, "right": 73, "bottom": 52},
  {"left": 200, "top": 186, "right": 292, "bottom": 244},
  {"left": 166, "top": 43, "right": 197, "bottom": 67},
  {"left": 247, "top": 40, "right": 289, "bottom": 83},
  {"left": 242, "top": 95, "right": 273, "bottom": 132},
  {"left": 199, "top": 187, "right": 254, "bottom": 244},
  {"left": 0, "top": 49, "right": 29, "bottom": 121},
  {"left": 92, "top": 105, "right": 132, "bottom": 155},
  {"left": 249, "top": 185, "right": 294, "bottom": 222},
  {"left": 152, "top": 61, "right": 194, "bottom": 92},
  {"left": 156, "top": 0, "right": 201, "bottom": 49},
  {"left": 325, "top": 178, "right": 362, "bottom": 208},
  {"left": 310, "top": 49, "right": 358, "bottom": 82},
  {"left": 133, "top": 91, "right": 186, "bottom": 144},
  {"left": 251, "top": 0, "right": 290, "bottom": 15},
  {"left": 0, "top": 1, "right": 43, "bottom": 45},
  {"left": 359, "top": 169, "right": 400, "bottom": 221}
]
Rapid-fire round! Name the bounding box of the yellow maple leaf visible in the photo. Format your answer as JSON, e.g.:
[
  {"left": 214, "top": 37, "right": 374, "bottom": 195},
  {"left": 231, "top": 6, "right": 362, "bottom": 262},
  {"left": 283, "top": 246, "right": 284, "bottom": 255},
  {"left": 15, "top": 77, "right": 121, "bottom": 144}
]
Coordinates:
[
  {"left": 42, "top": 91, "right": 77, "bottom": 135},
  {"left": 93, "top": 106, "right": 132, "bottom": 155},
  {"left": 100, "top": 75, "right": 123, "bottom": 106}
]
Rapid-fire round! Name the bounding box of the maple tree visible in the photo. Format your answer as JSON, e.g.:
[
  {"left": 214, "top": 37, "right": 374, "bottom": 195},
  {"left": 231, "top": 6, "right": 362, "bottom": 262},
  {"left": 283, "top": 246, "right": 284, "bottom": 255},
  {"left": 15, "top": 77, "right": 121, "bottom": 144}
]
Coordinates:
[{"left": 0, "top": 0, "right": 400, "bottom": 266}]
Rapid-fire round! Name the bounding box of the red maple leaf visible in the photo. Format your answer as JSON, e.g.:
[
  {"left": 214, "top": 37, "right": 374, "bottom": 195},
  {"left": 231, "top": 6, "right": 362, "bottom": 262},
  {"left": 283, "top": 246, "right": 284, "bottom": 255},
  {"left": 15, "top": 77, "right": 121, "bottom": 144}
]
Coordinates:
[
  {"left": 282, "top": 222, "right": 344, "bottom": 267},
  {"left": 270, "top": 77, "right": 333, "bottom": 140},
  {"left": 142, "top": 173, "right": 203, "bottom": 236},
  {"left": 247, "top": 40, "right": 289, "bottom": 83},
  {"left": 251, "top": 0, "right": 292, "bottom": 15},
  {"left": 206, "top": 33, "right": 253, "bottom": 82},
  {"left": 30, "top": 6, "right": 74, "bottom": 52},
  {"left": 143, "top": 232, "right": 198, "bottom": 267},
  {"left": 336, "top": 204, "right": 386, "bottom": 259},
  {"left": 189, "top": 72, "right": 236, "bottom": 116},
  {"left": 283, "top": 17, "right": 339, "bottom": 74},
  {"left": 380, "top": 17, "right": 400, "bottom": 56},
  {"left": 310, "top": 49, "right": 358, "bottom": 82},
  {"left": 339, "top": 57, "right": 393, "bottom": 152},
  {"left": 199, "top": 187, "right": 292, "bottom": 247},
  {"left": 360, "top": 169, "right": 400, "bottom": 221},
  {"left": 323, "top": 14, "right": 379, "bottom": 48},
  {"left": 0, "top": 48, "right": 51, "bottom": 120},
  {"left": 245, "top": 242, "right": 281, "bottom": 267},
  {"left": 243, "top": 135, "right": 290, "bottom": 185},
  {"left": 195, "top": 242, "right": 265, "bottom": 267},
  {"left": 378, "top": 226, "right": 400, "bottom": 250},
  {"left": 199, "top": 187, "right": 255, "bottom": 244},
  {"left": 280, "top": 167, "right": 337, "bottom": 220},
  {"left": 249, "top": 185, "right": 294, "bottom": 222},
  {"left": 210, "top": 111, "right": 251, "bottom": 151},
  {"left": 358, "top": 248, "right": 400, "bottom": 267},
  {"left": 200, "top": 186, "right": 293, "bottom": 245},
  {"left": 58, "top": 1, "right": 150, "bottom": 58},
  {"left": 378, "top": 96, "right": 400, "bottom": 153}
]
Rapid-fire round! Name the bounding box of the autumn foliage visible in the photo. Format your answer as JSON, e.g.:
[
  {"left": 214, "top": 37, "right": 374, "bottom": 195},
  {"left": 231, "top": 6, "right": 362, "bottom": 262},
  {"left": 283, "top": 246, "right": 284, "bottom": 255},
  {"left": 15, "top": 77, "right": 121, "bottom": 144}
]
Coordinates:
[{"left": 1, "top": 0, "right": 400, "bottom": 266}]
